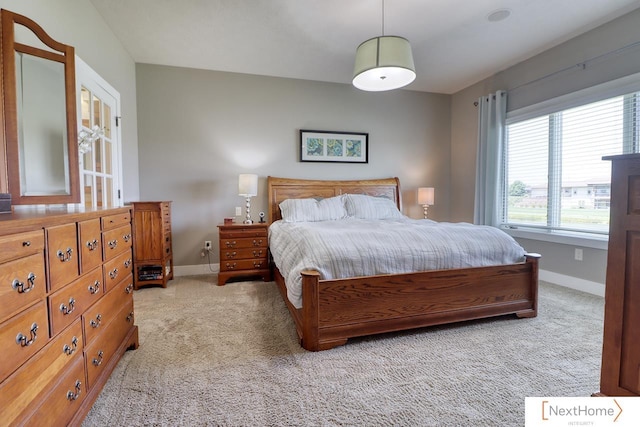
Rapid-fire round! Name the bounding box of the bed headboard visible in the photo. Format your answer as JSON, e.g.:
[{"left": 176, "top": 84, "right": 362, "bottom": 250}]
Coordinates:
[{"left": 267, "top": 176, "right": 402, "bottom": 223}]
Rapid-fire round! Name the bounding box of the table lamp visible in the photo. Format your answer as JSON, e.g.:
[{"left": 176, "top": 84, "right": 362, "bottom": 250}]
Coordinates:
[
  {"left": 238, "top": 174, "right": 258, "bottom": 224},
  {"left": 418, "top": 187, "right": 434, "bottom": 219}
]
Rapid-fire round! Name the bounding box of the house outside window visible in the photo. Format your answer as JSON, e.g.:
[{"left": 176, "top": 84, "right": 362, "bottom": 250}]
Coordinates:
[{"left": 503, "top": 91, "right": 640, "bottom": 236}]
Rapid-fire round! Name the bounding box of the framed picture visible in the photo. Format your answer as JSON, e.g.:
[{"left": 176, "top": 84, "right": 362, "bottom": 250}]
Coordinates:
[{"left": 300, "top": 130, "right": 368, "bottom": 163}]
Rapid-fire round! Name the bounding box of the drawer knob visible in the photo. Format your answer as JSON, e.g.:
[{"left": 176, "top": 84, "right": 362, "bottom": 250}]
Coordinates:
[
  {"left": 253, "top": 261, "right": 263, "bottom": 268},
  {"left": 226, "top": 262, "right": 236, "bottom": 270},
  {"left": 22, "top": 240, "right": 31, "bottom": 247},
  {"left": 108, "top": 239, "right": 118, "bottom": 249},
  {"left": 60, "top": 297, "right": 76, "bottom": 315},
  {"left": 66, "top": 380, "right": 82, "bottom": 401},
  {"left": 16, "top": 322, "right": 38, "bottom": 347},
  {"left": 123, "top": 233, "right": 131, "bottom": 242},
  {"left": 86, "top": 239, "right": 99, "bottom": 251},
  {"left": 225, "top": 241, "right": 236, "bottom": 248},
  {"left": 226, "top": 251, "right": 237, "bottom": 258},
  {"left": 125, "top": 283, "right": 134, "bottom": 294},
  {"left": 124, "top": 258, "right": 132, "bottom": 268},
  {"left": 92, "top": 350, "right": 104, "bottom": 366},
  {"left": 63, "top": 336, "right": 79, "bottom": 355},
  {"left": 90, "top": 314, "right": 102, "bottom": 328},
  {"left": 126, "top": 311, "right": 134, "bottom": 323},
  {"left": 109, "top": 268, "right": 119, "bottom": 280},
  {"left": 252, "top": 250, "right": 263, "bottom": 257},
  {"left": 88, "top": 280, "right": 101, "bottom": 295},
  {"left": 12, "top": 272, "right": 36, "bottom": 294},
  {"left": 252, "top": 239, "right": 263, "bottom": 246},
  {"left": 57, "top": 247, "right": 73, "bottom": 262}
]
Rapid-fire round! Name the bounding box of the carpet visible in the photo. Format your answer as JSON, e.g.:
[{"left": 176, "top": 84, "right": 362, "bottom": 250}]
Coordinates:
[{"left": 82, "top": 276, "right": 604, "bottom": 426}]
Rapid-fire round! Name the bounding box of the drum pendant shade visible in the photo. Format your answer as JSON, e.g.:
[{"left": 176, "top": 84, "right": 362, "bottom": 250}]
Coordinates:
[{"left": 352, "top": 35, "right": 416, "bottom": 91}]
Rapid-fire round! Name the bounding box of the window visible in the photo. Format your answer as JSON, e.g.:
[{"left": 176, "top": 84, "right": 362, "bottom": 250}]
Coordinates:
[{"left": 503, "top": 91, "right": 640, "bottom": 236}]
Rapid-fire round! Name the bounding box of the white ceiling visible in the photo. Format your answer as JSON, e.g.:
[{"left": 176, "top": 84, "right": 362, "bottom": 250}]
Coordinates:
[{"left": 89, "top": 0, "right": 640, "bottom": 94}]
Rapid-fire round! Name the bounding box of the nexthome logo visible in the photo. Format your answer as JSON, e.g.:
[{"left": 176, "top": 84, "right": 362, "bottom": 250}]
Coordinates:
[
  {"left": 525, "top": 397, "right": 639, "bottom": 426},
  {"left": 541, "top": 399, "right": 621, "bottom": 421}
]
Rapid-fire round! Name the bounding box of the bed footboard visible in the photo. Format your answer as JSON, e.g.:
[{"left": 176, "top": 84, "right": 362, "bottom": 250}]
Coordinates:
[{"left": 293, "top": 253, "right": 540, "bottom": 351}]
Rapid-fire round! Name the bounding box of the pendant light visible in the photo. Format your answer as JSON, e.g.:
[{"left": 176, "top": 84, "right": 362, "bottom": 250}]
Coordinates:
[{"left": 352, "top": 0, "right": 416, "bottom": 91}]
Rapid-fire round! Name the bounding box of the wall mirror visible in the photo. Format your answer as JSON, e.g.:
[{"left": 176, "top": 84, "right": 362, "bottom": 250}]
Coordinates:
[{"left": 1, "top": 9, "right": 79, "bottom": 204}]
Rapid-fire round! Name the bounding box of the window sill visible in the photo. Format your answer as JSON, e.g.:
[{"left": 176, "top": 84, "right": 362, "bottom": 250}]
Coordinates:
[{"left": 502, "top": 227, "right": 609, "bottom": 250}]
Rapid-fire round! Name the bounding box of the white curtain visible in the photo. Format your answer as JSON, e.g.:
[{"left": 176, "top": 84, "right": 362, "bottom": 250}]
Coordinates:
[{"left": 474, "top": 90, "right": 507, "bottom": 226}]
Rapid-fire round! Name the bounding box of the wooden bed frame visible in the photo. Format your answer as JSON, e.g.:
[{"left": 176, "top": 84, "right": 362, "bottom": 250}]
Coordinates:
[{"left": 267, "top": 176, "right": 540, "bottom": 351}]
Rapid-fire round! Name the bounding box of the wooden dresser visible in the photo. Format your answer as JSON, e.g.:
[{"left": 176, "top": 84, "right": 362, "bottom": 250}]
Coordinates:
[
  {"left": 0, "top": 206, "right": 138, "bottom": 426},
  {"left": 217, "top": 223, "right": 271, "bottom": 286},
  {"left": 131, "top": 201, "right": 173, "bottom": 289},
  {"left": 598, "top": 153, "right": 640, "bottom": 396}
]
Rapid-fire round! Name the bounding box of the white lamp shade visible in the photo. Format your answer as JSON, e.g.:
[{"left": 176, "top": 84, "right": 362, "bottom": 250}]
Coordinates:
[
  {"left": 353, "top": 36, "right": 416, "bottom": 92},
  {"left": 238, "top": 174, "right": 258, "bottom": 197},
  {"left": 418, "top": 187, "right": 434, "bottom": 205}
]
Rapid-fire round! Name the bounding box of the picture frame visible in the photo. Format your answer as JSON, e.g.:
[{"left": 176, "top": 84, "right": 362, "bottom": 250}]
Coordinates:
[{"left": 300, "top": 130, "right": 368, "bottom": 163}]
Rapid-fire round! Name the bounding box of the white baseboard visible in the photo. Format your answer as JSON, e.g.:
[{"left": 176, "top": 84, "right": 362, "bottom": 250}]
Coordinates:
[
  {"left": 539, "top": 269, "right": 605, "bottom": 297},
  {"left": 172, "top": 265, "right": 605, "bottom": 297},
  {"left": 174, "top": 263, "right": 219, "bottom": 277}
]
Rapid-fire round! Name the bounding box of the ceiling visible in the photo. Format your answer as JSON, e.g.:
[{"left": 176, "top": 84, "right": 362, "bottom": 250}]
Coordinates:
[{"left": 89, "top": 0, "right": 640, "bottom": 94}]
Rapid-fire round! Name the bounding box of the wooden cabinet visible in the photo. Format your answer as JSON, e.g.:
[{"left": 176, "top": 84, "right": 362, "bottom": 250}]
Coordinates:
[
  {"left": 598, "top": 153, "right": 640, "bottom": 396},
  {"left": 0, "top": 207, "right": 138, "bottom": 426},
  {"left": 218, "top": 223, "right": 271, "bottom": 286},
  {"left": 131, "top": 201, "right": 173, "bottom": 289}
]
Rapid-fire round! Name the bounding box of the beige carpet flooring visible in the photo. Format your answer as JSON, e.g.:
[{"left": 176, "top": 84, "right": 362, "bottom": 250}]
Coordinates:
[{"left": 82, "top": 276, "right": 604, "bottom": 426}]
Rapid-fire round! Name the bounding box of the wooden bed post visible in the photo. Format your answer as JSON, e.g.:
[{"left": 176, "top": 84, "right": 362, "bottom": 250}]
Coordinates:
[
  {"left": 301, "top": 270, "right": 321, "bottom": 351},
  {"left": 518, "top": 253, "right": 541, "bottom": 318}
]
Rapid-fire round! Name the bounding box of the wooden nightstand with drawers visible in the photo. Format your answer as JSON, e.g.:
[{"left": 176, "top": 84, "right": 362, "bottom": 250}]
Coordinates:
[{"left": 217, "top": 223, "right": 271, "bottom": 286}]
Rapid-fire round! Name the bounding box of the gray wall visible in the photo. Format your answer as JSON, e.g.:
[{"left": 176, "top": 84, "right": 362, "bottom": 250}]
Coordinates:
[
  {"left": 0, "top": 0, "right": 141, "bottom": 202},
  {"left": 451, "top": 8, "right": 640, "bottom": 286},
  {"left": 135, "top": 64, "right": 451, "bottom": 268}
]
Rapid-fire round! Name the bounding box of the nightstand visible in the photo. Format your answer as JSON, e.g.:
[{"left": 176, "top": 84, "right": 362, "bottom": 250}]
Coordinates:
[{"left": 217, "top": 223, "right": 271, "bottom": 286}]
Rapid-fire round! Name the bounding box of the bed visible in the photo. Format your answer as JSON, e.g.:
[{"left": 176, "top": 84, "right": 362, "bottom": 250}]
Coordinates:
[{"left": 267, "top": 176, "right": 540, "bottom": 351}]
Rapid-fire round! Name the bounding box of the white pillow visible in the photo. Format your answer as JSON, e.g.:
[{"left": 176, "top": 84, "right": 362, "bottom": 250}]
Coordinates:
[
  {"left": 279, "top": 196, "right": 347, "bottom": 222},
  {"left": 343, "top": 194, "right": 403, "bottom": 219}
]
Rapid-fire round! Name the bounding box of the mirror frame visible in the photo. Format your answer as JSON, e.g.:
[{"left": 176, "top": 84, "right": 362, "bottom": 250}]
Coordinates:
[{"left": 0, "top": 9, "right": 79, "bottom": 204}]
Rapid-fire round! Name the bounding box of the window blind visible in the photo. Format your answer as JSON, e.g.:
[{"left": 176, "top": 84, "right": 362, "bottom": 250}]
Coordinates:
[{"left": 503, "top": 91, "right": 639, "bottom": 235}]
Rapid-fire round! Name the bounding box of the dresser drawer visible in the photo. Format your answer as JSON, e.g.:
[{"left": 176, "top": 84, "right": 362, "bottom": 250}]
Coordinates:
[
  {"left": 219, "top": 227, "right": 267, "bottom": 238},
  {"left": 0, "top": 252, "right": 46, "bottom": 322},
  {"left": 84, "top": 299, "right": 134, "bottom": 390},
  {"left": 0, "top": 230, "right": 44, "bottom": 264},
  {"left": 48, "top": 268, "right": 103, "bottom": 336},
  {"left": 47, "top": 223, "right": 79, "bottom": 292},
  {"left": 103, "top": 250, "right": 133, "bottom": 292},
  {"left": 0, "top": 319, "right": 83, "bottom": 426},
  {"left": 161, "top": 203, "right": 171, "bottom": 221},
  {"left": 102, "top": 224, "right": 132, "bottom": 261},
  {"left": 101, "top": 211, "right": 131, "bottom": 231},
  {"left": 220, "top": 236, "right": 267, "bottom": 250},
  {"left": 163, "top": 232, "right": 172, "bottom": 255},
  {"left": 220, "top": 258, "right": 268, "bottom": 272},
  {"left": 25, "top": 356, "right": 86, "bottom": 427},
  {"left": 83, "top": 277, "right": 134, "bottom": 346},
  {"left": 0, "top": 300, "right": 49, "bottom": 380},
  {"left": 78, "top": 218, "right": 103, "bottom": 274},
  {"left": 220, "top": 247, "right": 267, "bottom": 261}
]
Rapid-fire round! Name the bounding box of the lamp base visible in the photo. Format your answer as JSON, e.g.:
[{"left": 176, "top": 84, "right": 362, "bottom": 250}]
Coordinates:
[
  {"left": 423, "top": 204, "right": 429, "bottom": 219},
  {"left": 244, "top": 196, "right": 253, "bottom": 224}
]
